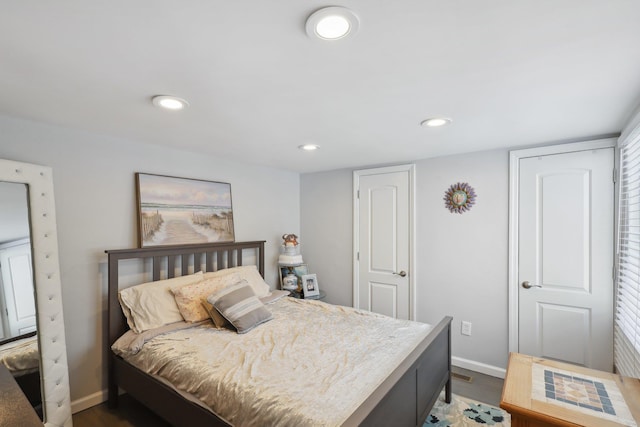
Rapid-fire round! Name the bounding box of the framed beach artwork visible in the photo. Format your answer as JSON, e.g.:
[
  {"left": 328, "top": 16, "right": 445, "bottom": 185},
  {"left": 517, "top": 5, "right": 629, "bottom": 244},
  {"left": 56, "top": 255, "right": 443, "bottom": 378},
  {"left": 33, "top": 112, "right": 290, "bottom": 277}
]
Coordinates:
[{"left": 136, "top": 173, "right": 235, "bottom": 247}]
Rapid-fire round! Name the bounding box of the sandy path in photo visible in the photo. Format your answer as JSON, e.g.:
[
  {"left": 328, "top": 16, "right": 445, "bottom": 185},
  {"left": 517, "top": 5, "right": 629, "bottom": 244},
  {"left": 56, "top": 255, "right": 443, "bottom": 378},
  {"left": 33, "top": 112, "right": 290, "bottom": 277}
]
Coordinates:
[{"left": 160, "top": 219, "right": 208, "bottom": 244}]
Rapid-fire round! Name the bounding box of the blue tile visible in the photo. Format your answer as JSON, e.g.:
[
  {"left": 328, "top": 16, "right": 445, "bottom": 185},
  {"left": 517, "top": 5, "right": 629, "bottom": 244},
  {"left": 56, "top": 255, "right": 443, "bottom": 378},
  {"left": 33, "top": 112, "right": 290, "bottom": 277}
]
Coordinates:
[
  {"left": 601, "top": 397, "right": 612, "bottom": 406},
  {"left": 572, "top": 375, "right": 591, "bottom": 384},
  {"left": 603, "top": 405, "right": 616, "bottom": 415},
  {"left": 557, "top": 398, "right": 578, "bottom": 406},
  {"left": 578, "top": 403, "right": 603, "bottom": 412},
  {"left": 546, "top": 391, "right": 555, "bottom": 399},
  {"left": 545, "top": 383, "right": 554, "bottom": 391}
]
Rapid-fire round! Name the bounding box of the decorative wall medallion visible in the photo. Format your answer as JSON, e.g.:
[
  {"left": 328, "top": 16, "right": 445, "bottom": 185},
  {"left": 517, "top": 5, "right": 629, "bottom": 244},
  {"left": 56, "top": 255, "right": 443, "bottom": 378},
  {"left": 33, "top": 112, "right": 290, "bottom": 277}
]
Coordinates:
[{"left": 444, "top": 182, "right": 476, "bottom": 213}]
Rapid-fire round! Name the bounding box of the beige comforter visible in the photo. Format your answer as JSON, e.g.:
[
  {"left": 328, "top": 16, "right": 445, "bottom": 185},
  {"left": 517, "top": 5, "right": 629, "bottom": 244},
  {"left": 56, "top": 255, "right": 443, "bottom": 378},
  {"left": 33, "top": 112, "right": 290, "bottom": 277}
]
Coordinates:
[
  {"left": 116, "top": 297, "right": 432, "bottom": 427},
  {"left": 0, "top": 335, "right": 39, "bottom": 376}
]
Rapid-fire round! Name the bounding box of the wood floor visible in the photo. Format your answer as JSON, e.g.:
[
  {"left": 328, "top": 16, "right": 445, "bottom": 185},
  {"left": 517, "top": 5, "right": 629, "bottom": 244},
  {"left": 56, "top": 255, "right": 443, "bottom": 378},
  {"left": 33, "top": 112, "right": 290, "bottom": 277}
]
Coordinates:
[{"left": 72, "top": 367, "right": 504, "bottom": 427}]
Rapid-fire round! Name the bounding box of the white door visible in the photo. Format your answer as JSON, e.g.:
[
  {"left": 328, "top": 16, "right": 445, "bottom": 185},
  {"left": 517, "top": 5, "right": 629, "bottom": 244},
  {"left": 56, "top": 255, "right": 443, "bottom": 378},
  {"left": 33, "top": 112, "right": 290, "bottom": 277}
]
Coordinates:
[
  {"left": 354, "top": 165, "right": 414, "bottom": 320},
  {"left": 0, "top": 242, "right": 36, "bottom": 336},
  {"left": 518, "top": 148, "right": 614, "bottom": 371}
]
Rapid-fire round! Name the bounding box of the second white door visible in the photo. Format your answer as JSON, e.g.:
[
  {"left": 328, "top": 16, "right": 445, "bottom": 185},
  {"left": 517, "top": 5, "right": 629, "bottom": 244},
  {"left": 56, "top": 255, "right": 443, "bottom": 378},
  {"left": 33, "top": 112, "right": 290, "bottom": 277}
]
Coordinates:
[
  {"left": 354, "top": 165, "right": 413, "bottom": 320},
  {"left": 518, "top": 147, "right": 614, "bottom": 371}
]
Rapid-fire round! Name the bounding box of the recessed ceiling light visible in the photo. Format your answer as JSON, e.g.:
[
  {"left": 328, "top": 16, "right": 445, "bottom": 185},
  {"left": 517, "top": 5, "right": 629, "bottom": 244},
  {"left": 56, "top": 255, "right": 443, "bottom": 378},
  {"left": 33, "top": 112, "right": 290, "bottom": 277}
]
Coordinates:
[
  {"left": 152, "top": 95, "right": 189, "bottom": 110},
  {"left": 299, "top": 144, "right": 320, "bottom": 151},
  {"left": 421, "top": 117, "right": 452, "bottom": 128},
  {"left": 306, "top": 7, "right": 359, "bottom": 40}
]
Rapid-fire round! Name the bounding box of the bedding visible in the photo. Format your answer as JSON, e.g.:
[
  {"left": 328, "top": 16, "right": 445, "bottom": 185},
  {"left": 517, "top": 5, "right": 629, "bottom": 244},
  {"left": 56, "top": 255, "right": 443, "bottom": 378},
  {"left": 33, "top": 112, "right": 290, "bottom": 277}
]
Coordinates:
[
  {"left": 119, "top": 271, "right": 204, "bottom": 333},
  {"left": 0, "top": 335, "right": 40, "bottom": 377},
  {"left": 113, "top": 297, "right": 432, "bottom": 427}
]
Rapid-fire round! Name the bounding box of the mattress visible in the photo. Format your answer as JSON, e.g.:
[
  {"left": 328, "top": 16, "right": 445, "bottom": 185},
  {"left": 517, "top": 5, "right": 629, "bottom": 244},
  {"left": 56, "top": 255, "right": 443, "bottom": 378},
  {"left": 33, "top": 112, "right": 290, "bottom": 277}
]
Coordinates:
[
  {"left": 0, "top": 335, "right": 40, "bottom": 377},
  {"left": 114, "top": 297, "right": 432, "bottom": 427}
]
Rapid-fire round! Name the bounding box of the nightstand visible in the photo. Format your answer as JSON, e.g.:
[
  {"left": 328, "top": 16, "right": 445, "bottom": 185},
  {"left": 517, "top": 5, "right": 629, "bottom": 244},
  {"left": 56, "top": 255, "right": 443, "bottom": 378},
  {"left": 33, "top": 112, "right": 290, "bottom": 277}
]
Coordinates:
[{"left": 289, "top": 290, "right": 326, "bottom": 301}]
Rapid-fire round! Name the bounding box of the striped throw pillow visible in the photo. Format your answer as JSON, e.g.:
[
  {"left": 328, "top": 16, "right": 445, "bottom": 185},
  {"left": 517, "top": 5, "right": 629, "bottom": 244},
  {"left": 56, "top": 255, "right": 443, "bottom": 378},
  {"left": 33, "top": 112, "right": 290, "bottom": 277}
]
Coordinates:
[{"left": 207, "top": 280, "right": 272, "bottom": 333}]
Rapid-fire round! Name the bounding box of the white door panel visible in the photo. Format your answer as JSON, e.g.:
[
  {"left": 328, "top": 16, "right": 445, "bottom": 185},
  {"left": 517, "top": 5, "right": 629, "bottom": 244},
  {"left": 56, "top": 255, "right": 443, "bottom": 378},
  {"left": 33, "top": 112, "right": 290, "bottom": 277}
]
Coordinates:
[
  {"left": 537, "top": 303, "right": 591, "bottom": 366},
  {"left": 355, "top": 165, "right": 413, "bottom": 320},
  {"left": 0, "top": 243, "right": 36, "bottom": 337},
  {"left": 370, "top": 282, "right": 398, "bottom": 318},
  {"left": 518, "top": 148, "right": 613, "bottom": 371}
]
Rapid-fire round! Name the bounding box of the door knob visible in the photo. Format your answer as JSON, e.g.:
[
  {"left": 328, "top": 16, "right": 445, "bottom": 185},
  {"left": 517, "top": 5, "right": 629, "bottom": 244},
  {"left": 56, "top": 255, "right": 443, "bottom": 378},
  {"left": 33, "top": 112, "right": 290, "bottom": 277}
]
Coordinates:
[
  {"left": 522, "top": 281, "right": 542, "bottom": 289},
  {"left": 394, "top": 271, "right": 407, "bottom": 277}
]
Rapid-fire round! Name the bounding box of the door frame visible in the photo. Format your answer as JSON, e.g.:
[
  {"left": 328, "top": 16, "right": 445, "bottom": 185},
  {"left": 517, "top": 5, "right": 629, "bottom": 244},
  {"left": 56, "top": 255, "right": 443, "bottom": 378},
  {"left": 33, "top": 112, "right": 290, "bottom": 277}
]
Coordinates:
[
  {"left": 353, "top": 164, "right": 417, "bottom": 320},
  {"left": 508, "top": 138, "right": 617, "bottom": 353}
]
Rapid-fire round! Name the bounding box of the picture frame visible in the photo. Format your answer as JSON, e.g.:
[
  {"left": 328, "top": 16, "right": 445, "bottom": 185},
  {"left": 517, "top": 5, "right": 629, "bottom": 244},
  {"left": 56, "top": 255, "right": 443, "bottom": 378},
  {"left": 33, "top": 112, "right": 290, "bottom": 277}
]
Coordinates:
[
  {"left": 279, "top": 264, "right": 308, "bottom": 290},
  {"left": 136, "top": 173, "right": 235, "bottom": 247},
  {"left": 301, "top": 273, "right": 319, "bottom": 298}
]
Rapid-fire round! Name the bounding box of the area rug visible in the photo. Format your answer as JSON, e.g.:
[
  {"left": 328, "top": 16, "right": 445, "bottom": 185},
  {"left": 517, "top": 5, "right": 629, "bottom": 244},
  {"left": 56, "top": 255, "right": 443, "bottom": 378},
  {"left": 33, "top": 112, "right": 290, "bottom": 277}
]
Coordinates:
[{"left": 424, "top": 394, "right": 511, "bottom": 426}]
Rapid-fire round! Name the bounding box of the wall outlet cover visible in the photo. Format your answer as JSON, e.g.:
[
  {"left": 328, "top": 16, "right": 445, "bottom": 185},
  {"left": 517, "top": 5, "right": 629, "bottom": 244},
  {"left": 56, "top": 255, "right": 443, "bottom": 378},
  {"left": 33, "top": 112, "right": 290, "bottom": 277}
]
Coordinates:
[{"left": 461, "top": 321, "right": 472, "bottom": 336}]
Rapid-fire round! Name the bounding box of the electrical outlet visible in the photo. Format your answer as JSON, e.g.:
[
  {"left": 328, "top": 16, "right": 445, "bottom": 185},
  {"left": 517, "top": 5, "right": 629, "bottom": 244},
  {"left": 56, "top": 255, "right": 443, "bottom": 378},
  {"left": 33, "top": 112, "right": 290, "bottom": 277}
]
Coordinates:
[{"left": 461, "top": 321, "right": 472, "bottom": 336}]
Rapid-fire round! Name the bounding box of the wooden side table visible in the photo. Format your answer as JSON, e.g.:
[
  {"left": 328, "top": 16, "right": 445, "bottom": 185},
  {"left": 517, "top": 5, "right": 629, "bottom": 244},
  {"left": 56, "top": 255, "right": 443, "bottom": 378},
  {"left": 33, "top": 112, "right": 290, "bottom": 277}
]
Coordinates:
[{"left": 501, "top": 353, "right": 640, "bottom": 427}]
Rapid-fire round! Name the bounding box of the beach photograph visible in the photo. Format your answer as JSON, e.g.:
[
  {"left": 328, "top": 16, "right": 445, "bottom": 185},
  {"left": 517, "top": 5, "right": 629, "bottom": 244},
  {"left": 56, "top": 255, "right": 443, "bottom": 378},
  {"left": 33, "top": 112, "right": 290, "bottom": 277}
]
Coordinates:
[{"left": 136, "top": 173, "right": 235, "bottom": 247}]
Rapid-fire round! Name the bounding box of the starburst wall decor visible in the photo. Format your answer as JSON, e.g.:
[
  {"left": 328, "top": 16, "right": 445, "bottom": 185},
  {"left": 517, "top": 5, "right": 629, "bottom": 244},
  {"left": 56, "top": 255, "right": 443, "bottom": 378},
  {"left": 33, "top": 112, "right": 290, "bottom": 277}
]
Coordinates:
[{"left": 444, "top": 182, "right": 476, "bottom": 214}]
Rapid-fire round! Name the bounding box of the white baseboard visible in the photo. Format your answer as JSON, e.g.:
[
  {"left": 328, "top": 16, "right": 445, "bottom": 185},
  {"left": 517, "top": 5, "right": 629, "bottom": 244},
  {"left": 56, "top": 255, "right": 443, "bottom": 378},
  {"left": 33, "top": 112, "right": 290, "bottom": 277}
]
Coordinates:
[
  {"left": 71, "top": 389, "right": 106, "bottom": 414},
  {"left": 452, "top": 356, "right": 506, "bottom": 379}
]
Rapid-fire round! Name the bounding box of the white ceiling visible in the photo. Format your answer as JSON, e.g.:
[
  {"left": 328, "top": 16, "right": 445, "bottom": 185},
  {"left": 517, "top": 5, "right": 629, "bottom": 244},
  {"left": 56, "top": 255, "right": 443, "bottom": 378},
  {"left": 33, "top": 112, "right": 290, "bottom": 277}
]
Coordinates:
[{"left": 1, "top": 1, "right": 639, "bottom": 173}]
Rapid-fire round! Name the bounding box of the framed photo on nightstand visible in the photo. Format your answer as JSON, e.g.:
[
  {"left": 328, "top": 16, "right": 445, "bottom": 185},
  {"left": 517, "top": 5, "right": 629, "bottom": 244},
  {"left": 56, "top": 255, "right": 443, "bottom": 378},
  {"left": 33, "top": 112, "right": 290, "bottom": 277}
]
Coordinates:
[
  {"left": 279, "top": 264, "right": 308, "bottom": 290},
  {"left": 301, "top": 273, "right": 319, "bottom": 298}
]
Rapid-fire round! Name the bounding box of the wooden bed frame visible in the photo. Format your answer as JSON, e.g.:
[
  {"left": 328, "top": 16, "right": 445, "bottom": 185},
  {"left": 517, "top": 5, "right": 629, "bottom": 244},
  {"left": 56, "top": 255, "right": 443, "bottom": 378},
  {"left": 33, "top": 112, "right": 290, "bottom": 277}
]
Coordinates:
[{"left": 106, "top": 240, "right": 452, "bottom": 427}]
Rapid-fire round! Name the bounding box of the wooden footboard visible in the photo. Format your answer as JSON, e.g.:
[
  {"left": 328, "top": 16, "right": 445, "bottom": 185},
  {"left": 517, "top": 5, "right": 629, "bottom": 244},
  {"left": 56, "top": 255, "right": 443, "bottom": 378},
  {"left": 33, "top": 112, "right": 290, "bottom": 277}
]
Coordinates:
[
  {"left": 344, "top": 316, "right": 452, "bottom": 427},
  {"left": 106, "top": 241, "right": 452, "bottom": 427}
]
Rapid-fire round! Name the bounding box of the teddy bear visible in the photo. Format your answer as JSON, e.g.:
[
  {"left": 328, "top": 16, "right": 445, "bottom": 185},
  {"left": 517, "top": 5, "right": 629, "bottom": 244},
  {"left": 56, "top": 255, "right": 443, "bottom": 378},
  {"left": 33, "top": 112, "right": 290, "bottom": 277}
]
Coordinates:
[{"left": 282, "top": 234, "right": 299, "bottom": 246}]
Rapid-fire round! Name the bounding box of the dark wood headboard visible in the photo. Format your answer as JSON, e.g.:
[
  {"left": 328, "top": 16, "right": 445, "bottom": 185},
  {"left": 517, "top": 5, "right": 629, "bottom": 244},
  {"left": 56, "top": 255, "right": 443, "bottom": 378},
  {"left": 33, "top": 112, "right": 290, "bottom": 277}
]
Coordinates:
[{"left": 105, "top": 240, "right": 266, "bottom": 347}]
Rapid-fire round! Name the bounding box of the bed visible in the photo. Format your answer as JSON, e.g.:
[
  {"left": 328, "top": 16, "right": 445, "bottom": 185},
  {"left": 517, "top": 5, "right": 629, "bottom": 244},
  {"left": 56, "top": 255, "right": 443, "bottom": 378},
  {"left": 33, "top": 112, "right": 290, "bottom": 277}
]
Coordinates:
[
  {"left": 0, "top": 333, "right": 42, "bottom": 410},
  {"left": 106, "top": 240, "right": 452, "bottom": 427}
]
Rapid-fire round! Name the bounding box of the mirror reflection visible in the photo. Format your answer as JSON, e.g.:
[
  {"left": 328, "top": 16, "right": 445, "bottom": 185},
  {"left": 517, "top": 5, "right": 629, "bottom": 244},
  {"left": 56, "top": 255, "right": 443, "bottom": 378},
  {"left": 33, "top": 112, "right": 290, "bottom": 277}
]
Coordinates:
[{"left": 0, "top": 181, "right": 42, "bottom": 418}]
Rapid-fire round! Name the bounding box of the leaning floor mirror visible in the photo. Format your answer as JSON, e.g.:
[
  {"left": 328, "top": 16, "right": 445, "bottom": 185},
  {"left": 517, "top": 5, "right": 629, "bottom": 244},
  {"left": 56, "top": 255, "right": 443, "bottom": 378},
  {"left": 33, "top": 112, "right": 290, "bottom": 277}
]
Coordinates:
[{"left": 0, "top": 159, "right": 72, "bottom": 427}]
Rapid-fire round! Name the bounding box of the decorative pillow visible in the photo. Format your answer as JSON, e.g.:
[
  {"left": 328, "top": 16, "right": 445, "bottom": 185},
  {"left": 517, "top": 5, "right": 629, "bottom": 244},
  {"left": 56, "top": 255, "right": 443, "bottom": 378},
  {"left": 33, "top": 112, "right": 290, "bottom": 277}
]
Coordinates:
[
  {"left": 171, "top": 273, "right": 241, "bottom": 323},
  {"left": 206, "top": 280, "right": 272, "bottom": 334},
  {"left": 203, "top": 265, "right": 270, "bottom": 298},
  {"left": 118, "top": 271, "right": 204, "bottom": 333}
]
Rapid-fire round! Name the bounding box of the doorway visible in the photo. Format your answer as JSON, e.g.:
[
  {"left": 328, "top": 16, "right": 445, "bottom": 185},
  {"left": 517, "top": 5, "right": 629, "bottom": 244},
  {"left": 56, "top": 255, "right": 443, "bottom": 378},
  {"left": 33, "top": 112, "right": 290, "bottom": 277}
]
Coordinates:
[
  {"left": 353, "top": 164, "right": 415, "bottom": 320},
  {"left": 508, "top": 139, "right": 615, "bottom": 371}
]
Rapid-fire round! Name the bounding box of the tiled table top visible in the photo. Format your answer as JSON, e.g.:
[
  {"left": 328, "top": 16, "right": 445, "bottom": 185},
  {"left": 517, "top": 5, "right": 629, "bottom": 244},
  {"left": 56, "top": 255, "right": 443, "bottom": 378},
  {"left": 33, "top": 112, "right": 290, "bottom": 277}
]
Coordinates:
[
  {"left": 501, "top": 353, "right": 640, "bottom": 427},
  {"left": 532, "top": 363, "right": 636, "bottom": 426}
]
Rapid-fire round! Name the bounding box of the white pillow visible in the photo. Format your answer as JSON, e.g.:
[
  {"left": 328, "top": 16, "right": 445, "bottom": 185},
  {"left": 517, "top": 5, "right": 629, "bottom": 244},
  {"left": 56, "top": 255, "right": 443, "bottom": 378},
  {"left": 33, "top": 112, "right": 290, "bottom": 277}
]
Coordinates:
[
  {"left": 118, "top": 271, "right": 204, "bottom": 333},
  {"left": 203, "top": 265, "right": 270, "bottom": 298}
]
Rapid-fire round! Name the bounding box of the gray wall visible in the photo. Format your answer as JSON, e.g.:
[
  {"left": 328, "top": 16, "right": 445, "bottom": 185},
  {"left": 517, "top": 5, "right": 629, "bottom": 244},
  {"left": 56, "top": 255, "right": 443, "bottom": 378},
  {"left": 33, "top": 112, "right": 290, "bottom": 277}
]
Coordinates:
[
  {"left": 0, "top": 115, "right": 300, "bottom": 404},
  {"left": 300, "top": 149, "right": 509, "bottom": 371}
]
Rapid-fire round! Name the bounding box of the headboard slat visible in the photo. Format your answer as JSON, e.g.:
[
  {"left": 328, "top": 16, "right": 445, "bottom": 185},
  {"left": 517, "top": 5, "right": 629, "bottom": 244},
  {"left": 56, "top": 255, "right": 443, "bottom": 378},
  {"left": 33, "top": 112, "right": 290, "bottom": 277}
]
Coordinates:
[
  {"left": 206, "top": 252, "right": 213, "bottom": 272},
  {"left": 217, "top": 251, "right": 223, "bottom": 271},
  {"left": 168, "top": 256, "right": 176, "bottom": 279},
  {"left": 181, "top": 254, "right": 189, "bottom": 276},
  {"left": 153, "top": 257, "right": 162, "bottom": 281}
]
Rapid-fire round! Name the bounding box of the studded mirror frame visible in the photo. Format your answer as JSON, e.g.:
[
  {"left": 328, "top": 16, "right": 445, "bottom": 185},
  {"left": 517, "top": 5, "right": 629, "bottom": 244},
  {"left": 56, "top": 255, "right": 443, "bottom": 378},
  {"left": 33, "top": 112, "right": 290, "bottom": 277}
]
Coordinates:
[{"left": 0, "top": 159, "right": 72, "bottom": 427}]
